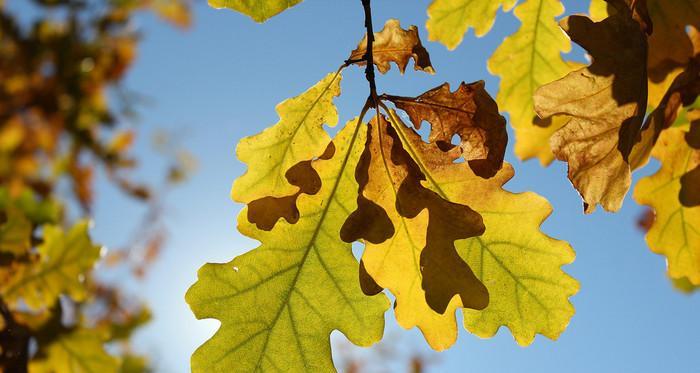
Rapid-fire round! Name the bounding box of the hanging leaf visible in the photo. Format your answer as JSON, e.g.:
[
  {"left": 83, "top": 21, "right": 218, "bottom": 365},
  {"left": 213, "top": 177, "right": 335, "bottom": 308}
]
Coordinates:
[
  {"left": 209, "top": 0, "right": 303, "bottom": 22},
  {"left": 29, "top": 329, "right": 119, "bottom": 373},
  {"left": 426, "top": 0, "right": 517, "bottom": 50},
  {"left": 634, "top": 126, "right": 700, "bottom": 285},
  {"left": 349, "top": 19, "right": 435, "bottom": 75},
  {"left": 186, "top": 119, "right": 389, "bottom": 372},
  {"left": 232, "top": 72, "right": 342, "bottom": 203},
  {"left": 385, "top": 81, "right": 507, "bottom": 178},
  {"left": 534, "top": 1, "right": 648, "bottom": 213},
  {"left": 341, "top": 115, "right": 488, "bottom": 350},
  {"left": 382, "top": 110, "right": 578, "bottom": 347},
  {"left": 488, "top": 0, "right": 579, "bottom": 165},
  {"left": 1, "top": 221, "right": 100, "bottom": 310}
]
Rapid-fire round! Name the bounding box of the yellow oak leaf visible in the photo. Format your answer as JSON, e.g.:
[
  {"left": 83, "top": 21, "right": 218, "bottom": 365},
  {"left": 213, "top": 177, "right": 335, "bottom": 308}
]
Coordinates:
[
  {"left": 231, "top": 72, "right": 341, "bottom": 203},
  {"left": 349, "top": 19, "right": 435, "bottom": 75},
  {"left": 1, "top": 221, "right": 100, "bottom": 310},
  {"left": 488, "top": 0, "right": 578, "bottom": 165},
  {"left": 209, "top": 0, "right": 303, "bottom": 22},
  {"left": 634, "top": 126, "right": 700, "bottom": 285},
  {"left": 426, "top": 0, "right": 517, "bottom": 50},
  {"left": 29, "top": 329, "right": 118, "bottom": 373},
  {"left": 186, "top": 119, "right": 389, "bottom": 372},
  {"left": 342, "top": 115, "right": 487, "bottom": 350},
  {"left": 534, "top": 3, "right": 648, "bottom": 213},
  {"left": 385, "top": 109, "right": 578, "bottom": 347}
]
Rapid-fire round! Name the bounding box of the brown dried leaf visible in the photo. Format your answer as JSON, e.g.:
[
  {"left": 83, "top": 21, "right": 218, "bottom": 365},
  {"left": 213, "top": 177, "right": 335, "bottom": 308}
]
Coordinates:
[
  {"left": 349, "top": 19, "right": 435, "bottom": 75},
  {"left": 386, "top": 81, "right": 507, "bottom": 178},
  {"left": 534, "top": 2, "right": 648, "bottom": 213}
]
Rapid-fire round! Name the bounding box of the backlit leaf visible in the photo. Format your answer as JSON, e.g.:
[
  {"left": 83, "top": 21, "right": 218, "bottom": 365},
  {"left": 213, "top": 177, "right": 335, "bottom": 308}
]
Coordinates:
[
  {"left": 232, "top": 72, "right": 341, "bottom": 203},
  {"left": 426, "top": 0, "right": 517, "bottom": 50},
  {"left": 0, "top": 208, "right": 31, "bottom": 255},
  {"left": 1, "top": 221, "right": 100, "bottom": 310},
  {"left": 209, "top": 0, "right": 303, "bottom": 22},
  {"left": 634, "top": 126, "right": 700, "bottom": 285},
  {"left": 488, "top": 0, "right": 578, "bottom": 165},
  {"left": 349, "top": 19, "right": 435, "bottom": 75},
  {"left": 186, "top": 119, "right": 389, "bottom": 372},
  {"left": 29, "top": 329, "right": 118, "bottom": 373},
  {"left": 534, "top": 3, "right": 648, "bottom": 213},
  {"left": 385, "top": 110, "right": 578, "bottom": 347},
  {"left": 386, "top": 81, "right": 507, "bottom": 178},
  {"left": 342, "top": 115, "right": 487, "bottom": 350}
]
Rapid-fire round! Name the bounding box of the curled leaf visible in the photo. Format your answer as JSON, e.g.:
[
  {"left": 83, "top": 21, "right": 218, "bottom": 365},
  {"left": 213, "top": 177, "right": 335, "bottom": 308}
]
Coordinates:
[
  {"left": 534, "top": 3, "right": 648, "bottom": 212},
  {"left": 386, "top": 81, "right": 507, "bottom": 178},
  {"left": 349, "top": 19, "right": 435, "bottom": 75}
]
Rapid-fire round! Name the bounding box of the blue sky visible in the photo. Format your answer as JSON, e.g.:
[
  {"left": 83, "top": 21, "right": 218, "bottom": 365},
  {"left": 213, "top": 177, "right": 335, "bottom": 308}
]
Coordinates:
[{"left": 63, "top": 0, "right": 700, "bottom": 371}]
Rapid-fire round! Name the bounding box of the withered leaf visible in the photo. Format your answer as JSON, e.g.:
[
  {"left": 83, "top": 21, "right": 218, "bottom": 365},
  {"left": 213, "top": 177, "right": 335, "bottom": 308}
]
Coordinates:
[
  {"left": 349, "top": 19, "right": 435, "bottom": 75},
  {"left": 534, "top": 2, "right": 648, "bottom": 213},
  {"left": 386, "top": 81, "right": 507, "bottom": 178}
]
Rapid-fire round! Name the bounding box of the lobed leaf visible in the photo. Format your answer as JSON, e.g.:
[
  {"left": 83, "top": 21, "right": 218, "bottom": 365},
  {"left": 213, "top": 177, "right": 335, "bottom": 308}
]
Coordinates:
[
  {"left": 488, "top": 0, "right": 578, "bottom": 165},
  {"left": 534, "top": 2, "right": 648, "bottom": 213},
  {"left": 186, "top": 119, "right": 390, "bottom": 372},
  {"left": 634, "top": 126, "right": 700, "bottom": 285},
  {"left": 426, "top": 0, "right": 517, "bottom": 50},
  {"left": 232, "top": 72, "right": 341, "bottom": 204},
  {"left": 349, "top": 19, "right": 435, "bottom": 75},
  {"left": 209, "top": 0, "right": 303, "bottom": 22},
  {"left": 385, "top": 110, "right": 578, "bottom": 347},
  {"left": 1, "top": 221, "right": 100, "bottom": 310},
  {"left": 29, "top": 329, "right": 118, "bottom": 373}
]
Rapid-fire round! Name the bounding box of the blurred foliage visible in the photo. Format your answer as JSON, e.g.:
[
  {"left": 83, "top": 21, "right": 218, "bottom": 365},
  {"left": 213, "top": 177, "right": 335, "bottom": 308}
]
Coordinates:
[{"left": 0, "top": 0, "right": 193, "bottom": 372}]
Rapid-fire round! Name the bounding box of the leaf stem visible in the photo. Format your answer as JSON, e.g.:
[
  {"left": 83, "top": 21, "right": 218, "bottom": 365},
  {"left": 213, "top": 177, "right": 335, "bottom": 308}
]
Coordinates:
[{"left": 360, "top": 0, "right": 379, "bottom": 108}]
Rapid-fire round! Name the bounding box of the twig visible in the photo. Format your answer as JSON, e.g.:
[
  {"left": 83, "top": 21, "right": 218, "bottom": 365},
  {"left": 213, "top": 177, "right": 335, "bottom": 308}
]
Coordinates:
[{"left": 360, "top": 0, "right": 379, "bottom": 107}]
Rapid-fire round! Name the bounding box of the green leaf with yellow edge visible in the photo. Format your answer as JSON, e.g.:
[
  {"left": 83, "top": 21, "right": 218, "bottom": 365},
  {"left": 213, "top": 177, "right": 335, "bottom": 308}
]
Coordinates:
[
  {"left": 0, "top": 208, "right": 31, "bottom": 255},
  {"left": 232, "top": 72, "right": 342, "bottom": 204},
  {"left": 357, "top": 109, "right": 576, "bottom": 348},
  {"left": 426, "top": 0, "right": 517, "bottom": 50},
  {"left": 488, "top": 0, "right": 578, "bottom": 165},
  {"left": 634, "top": 126, "right": 700, "bottom": 285},
  {"left": 208, "top": 0, "right": 303, "bottom": 22},
  {"left": 29, "top": 329, "right": 118, "bottom": 373},
  {"left": 1, "top": 221, "right": 100, "bottom": 310},
  {"left": 186, "top": 119, "right": 389, "bottom": 372}
]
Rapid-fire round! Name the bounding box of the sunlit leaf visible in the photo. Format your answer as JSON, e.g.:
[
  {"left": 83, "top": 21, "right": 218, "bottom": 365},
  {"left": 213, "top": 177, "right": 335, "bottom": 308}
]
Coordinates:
[
  {"left": 232, "top": 72, "right": 342, "bottom": 203},
  {"left": 384, "top": 110, "right": 578, "bottom": 347},
  {"left": 209, "top": 0, "right": 303, "bottom": 22},
  {"left": 534, "top": 3, "right": 648, "bottom": 213},
  {"left": 349, "top": 19, "right": 435, "bottom": 75},
  {"left": 634, "top": 126, "right": 700, "bottom": 285},
  {"left": 186, "top": 119, "right": 389, "bottom": 372},
  {"left": 488, "top": 0, "right": 578, "bottom": 165},
  {"left": 1, "top": 221, "right": 100, "bottom": 310},
  {"left": 426, "top": 0, "right": 517, "bottom": 50},
  {"left": 29, "top": 329, "right": 118, "bottom": 373},
  {"left": 0, "top": 208, "right": 31, "bottom": 255}
]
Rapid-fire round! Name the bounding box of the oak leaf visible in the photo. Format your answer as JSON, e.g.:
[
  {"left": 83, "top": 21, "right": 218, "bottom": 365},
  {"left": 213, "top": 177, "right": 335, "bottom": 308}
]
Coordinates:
[
  {"left": 349, "top": 19, "right": 435, "bottom": 75},
  {"left": 426, "top": 0, "right": 517, "bottom": 50},
  {"left": 534, "top": 3, "right": 648, "bottom": 213},
  {"left": 28, "top": 329, "right": 118, "bottom": 373},
  {"left": 386, "top": 81, "right": 507, "bottom": 178},
  {"left": 186, "top": 119, "right": 389, "bottom": 372},
  {"left": 209, "top": 0, "right": 303, "bottom": 22},
  {"left": 1, "top": 221, "right": 100, "bottom": 310},
  {"left": 488, "top": 0, "right": 578, "bottom": 165},
  {"left": 634, "top": 126, "right": 700, "bottom": 285},
  {"left": 232, "top": 72, "right": 341, "bottom": 204}
]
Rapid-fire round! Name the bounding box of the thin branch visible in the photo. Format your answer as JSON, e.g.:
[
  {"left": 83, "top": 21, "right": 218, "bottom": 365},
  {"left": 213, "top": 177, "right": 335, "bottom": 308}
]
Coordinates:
[{"left": 360, "top": 0, "right": 379, "bottom": 107}]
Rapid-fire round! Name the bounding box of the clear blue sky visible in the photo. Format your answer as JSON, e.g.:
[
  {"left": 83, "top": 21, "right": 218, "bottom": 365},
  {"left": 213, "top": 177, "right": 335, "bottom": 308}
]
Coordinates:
[{"left": 72, "top": 0, "right": 700, "bottom": 371}]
